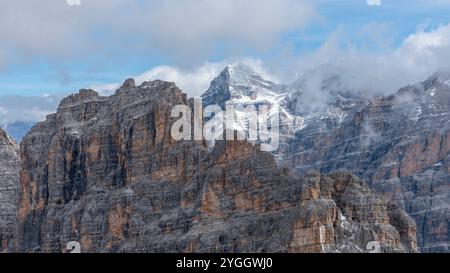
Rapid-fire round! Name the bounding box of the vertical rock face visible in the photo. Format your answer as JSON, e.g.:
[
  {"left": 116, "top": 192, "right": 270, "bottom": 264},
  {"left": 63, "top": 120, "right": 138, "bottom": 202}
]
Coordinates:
[
  {"left": 0, "top": 128, "right": 19, "bottom": 252},
  {"left": 199, "top": 64, "right": 448, "bottom": 252},
  {"left": 283, "top": 72, "right": 450, "bottom": 252},
  {"left": 16, "top": 79, "right": 417, "bottom": 253}
]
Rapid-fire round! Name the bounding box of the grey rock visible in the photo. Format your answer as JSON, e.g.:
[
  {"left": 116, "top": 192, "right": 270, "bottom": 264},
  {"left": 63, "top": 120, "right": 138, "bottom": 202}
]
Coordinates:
[
  {"left": 0, "top": 128, "right": 19, "bottom": 252},
  {"left": 15, "top": 80, "right": 417, "bottom": 253},
  {"left": 283, "top": 72, "right": 450, "bottom": 252}
]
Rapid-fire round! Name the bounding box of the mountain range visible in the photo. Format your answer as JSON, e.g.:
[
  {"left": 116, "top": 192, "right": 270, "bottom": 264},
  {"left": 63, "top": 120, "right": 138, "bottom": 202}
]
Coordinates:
[
  {"left": 202, "top": 64, "right": 449, "bottom": 252},
  {"left": 0, "top": 63, "right": 448, "bottom": 253}
]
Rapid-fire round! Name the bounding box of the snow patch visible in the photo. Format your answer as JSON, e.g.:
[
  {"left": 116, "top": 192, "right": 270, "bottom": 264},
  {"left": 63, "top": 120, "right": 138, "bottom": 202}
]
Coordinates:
[
  {"left": 412, "top": 107, "right": 422, "bottom": 121},
  {"left": 339, "top": 212, "right": 351, "bottom": 230},
  {"left": 433, "top": 162, "right": 444, "bottom": 167},
  {"left": 429, "top": 88, "right": 437, "bottom": 97}
]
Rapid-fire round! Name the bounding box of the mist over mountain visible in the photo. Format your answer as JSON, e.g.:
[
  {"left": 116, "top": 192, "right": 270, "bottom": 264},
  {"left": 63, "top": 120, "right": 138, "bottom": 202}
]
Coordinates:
[
  {"left": 8, "top": 77, "right": 418, "bottom": 253},
  {"left": 199, "top": 63, "right": 450, "bottom": 253},
  {"left": 1, "top": 0, "right": 450, "bottom": 259},
  {"left": 0, "top": 60, "right": 449, "bottom": 253},
  {"left": 0, "top": 93, "right": 64, "bottom": 142}
]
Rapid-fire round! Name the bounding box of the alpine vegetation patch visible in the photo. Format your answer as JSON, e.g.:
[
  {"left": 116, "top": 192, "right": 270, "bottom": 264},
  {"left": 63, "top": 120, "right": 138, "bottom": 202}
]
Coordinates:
[{"left": 171, "top": 98, "right": 280, "bottom": 152}]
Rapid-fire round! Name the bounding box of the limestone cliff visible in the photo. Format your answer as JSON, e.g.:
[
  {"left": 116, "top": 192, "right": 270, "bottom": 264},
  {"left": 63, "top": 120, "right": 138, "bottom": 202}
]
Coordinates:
[
  {"left": 16, "top": 79, "right": 417, "bottom": 253},
  {"left": 283, "top": 72, "right": 450, "bottom": 252},
  {"left": 0, "top": 128, "right": 19, "bottom": 252}
]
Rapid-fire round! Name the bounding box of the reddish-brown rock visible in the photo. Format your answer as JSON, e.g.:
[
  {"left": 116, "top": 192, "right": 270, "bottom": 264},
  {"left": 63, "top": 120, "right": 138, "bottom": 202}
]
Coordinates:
[
  {"left": 284, "top": 73, "right": 450, "bottom": 252},
  {"left": 15, "top": 80, "right": 417, "bottom": 253}
]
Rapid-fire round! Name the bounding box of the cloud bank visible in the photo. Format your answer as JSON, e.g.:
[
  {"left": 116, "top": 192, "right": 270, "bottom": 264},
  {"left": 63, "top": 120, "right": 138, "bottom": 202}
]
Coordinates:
[
  {"left": 2, "top": 22, "right": 450, "bottom": 126},
  {"left": 1, "top": 2, "right": 450, "bottom": 126},
  {"left": 89, "top": 23, "right": 450, "bottom": 100},
  {"left": 281, "top": 23, "right": 450, "bottom": 95},
  {"left": 0, "top": 0, "right": 316, "bottom": 68},
  {"left": 93, "top": 58, "right": 273, "bottom": 97},
  {"left": 0, "top": 94, "right": 63, "bottom": 124}
]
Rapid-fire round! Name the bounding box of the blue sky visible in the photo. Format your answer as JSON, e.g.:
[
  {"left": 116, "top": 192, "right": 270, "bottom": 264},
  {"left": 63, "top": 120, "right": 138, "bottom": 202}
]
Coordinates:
[{"left": 0, "top": 0, "right": 450, "bottom": 96}]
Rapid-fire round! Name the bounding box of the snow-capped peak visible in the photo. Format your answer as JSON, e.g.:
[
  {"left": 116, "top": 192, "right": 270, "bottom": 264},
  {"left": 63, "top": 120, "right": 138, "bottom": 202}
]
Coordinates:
[
  {"left": 224, "top": 63, "right": 274, "bottom": 89},
  {"left": 200, "top": 63, "right": 304, "bottom": 152},
  {"left": 201, "top": 63, "right": 284, "bottom": 107},
  {"left": 408, "top": 69, "right": 450, "bottom": 100},
  {"left": 201, "top": 63, "right": 367, "bottom": 140}
]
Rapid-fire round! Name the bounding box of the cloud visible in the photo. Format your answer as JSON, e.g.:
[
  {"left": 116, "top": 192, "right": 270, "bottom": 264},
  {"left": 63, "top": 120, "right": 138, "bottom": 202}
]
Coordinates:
[
  {"left": 2, "top": 6, "right": 450, "bottom": 126},
  {"left": 0, "top": 94, "right": 63, "bottom": 124},
  {"left": 367, "top": 0, "right": 381, "bottom": 6},
  {"left": 0, "top": 58, "right": 273, "bottom": 125},
  {"left": 0, "top": 0, "right": 316, "bottom": 68},
  {"left": 141, "top": 0, "right": 316, "bottom": 59},
  {"left": 133, "top": 63, "right": 227, "bottom": 97},
  {"left": 93, "top": 58, "right": 272, "bottom": 97},
  {"left": 282, "top": 23, "right": 450, "bottom": 96},
  {"left": 90, "top": 23, "right": 450, "bottom": 102}
]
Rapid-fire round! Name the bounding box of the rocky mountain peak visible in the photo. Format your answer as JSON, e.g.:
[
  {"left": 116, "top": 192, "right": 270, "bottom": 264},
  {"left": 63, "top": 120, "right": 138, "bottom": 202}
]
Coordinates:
[
  {"left": 0, "top": 128, "right": 17, "bottom": 149},
  {"left": 58, "top": 89, "right": 101, "bottom": 109},
  {"left": 121, "top": 78, "right": 136, "bottom": 89},
  {"left": 224, "top": 63, "right": 273, "bottom": 87},
  {"left": 115, "top": 79, "right": 178, "bottom": 98},
  {"left": 394, "top": 70, "right": 450, "bottom": 109},
  {"left": 13, "top": 78, "right": 418, "bottom": 252},
  {"left": 429, "top": 69, "right": 450, "bottom": 82},
  {"left": 201, "top": 63, "right": 280, "bottom": 107},
  {"left": 140, "top": 79, "right": 177, "bottom": 90},
  {"left": 421, "top": 69, "right": 450, "bottom": 91}
]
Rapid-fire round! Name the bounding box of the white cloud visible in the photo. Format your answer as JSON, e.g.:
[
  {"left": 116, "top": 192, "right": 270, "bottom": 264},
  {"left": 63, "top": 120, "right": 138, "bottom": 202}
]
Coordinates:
[
  {"left": 142, "top": 0, "right": 316, "bottom": 56},
  {"left": 94, "top": 58, "right": 272, "bottom": 97},
  {"left": 0, "top": 0, "right": 316, "bottom": 68},
  {"left": 0, "top": 58, "right": 273, "bottom": 125},
  {"left": 367, "top": 0, "right": 382, "bottom": 6},
  {"left": 401, "top": 25, "right": 450, "bottom": 55},
  {"left": 283, "top": 23, "right": 450, "bottom": 96},
  {"left": 0, "top": 94, "right": 63, "bottom": 124},
  {"left": 92, "top": 23, "right": 450, "bottom": 100},
  {"left": 134, "top": 64, "right": 226, "bottom": 97},
  {"left": 2, "top": 19, "right": 450, "bottom": 126}
]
